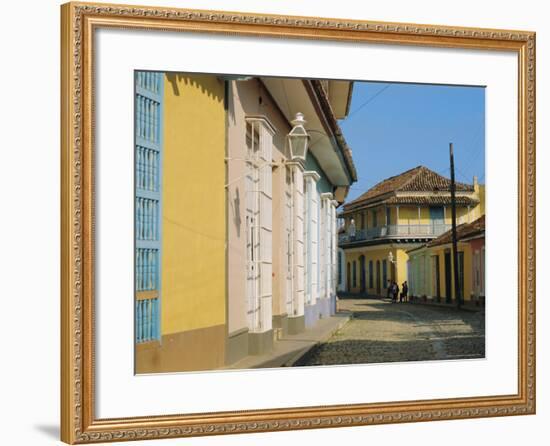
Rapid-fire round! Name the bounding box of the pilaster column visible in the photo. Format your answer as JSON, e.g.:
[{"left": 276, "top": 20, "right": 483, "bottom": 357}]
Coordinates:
[
  {"left": 331, "top": 200, "right": 339, "bottom": 297},
  {"left": 321, "top": 193, "right": 334, "bottom": 300},
  {"left": 303, "top": 171, "right": 320, "bottom": 308}
]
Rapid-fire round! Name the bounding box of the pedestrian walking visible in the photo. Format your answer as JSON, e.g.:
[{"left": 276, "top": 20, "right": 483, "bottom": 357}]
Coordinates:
[
  {"left": 402, "top": 281, "right": 409, "bottom": 303},
  {"left": 386, "top": 279, "right": 392, "bottom": 300},
  {"left": 395, "top": 282, "right": 400, "bottom": 302},
  {"left": 393, "top": 281, "right": 400, "bottom": 303}
]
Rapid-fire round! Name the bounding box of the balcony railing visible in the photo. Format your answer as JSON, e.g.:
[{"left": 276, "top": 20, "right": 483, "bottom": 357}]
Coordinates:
[{"left": 339, "top": 223, "right": 452, "bottom": 244}]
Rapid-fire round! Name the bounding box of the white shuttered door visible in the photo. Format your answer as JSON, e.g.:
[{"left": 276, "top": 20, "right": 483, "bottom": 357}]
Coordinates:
[
  {"left": 245, "top": 122, "right": 260, "bottom": 331},
  {"left": 245, "top": 119, "right": 273, "bottom": 333}
]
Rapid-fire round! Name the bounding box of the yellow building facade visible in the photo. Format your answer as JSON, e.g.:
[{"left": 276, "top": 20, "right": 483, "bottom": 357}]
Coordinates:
[
  {"left": 136, "top": 73, "right": 227, "bottom": 373},
  {"left": 344, "top": 246, "right": 409, "bottom": 295},
  {"left": 338, "top": 166, "right": 484, "bottom": 298}
]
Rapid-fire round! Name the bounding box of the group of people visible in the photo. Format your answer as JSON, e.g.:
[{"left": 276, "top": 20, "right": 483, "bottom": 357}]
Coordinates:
[{"left": 387, "top": 280, "right": 409, "bottom": 303}]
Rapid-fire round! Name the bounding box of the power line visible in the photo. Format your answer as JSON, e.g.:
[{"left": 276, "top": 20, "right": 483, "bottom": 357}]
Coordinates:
[
  {"left": 455, "top": 166, "right": 471, "bottom": 183},
  {"left": 457, "top": 124, "right": 484, "bottom": 180},
  {"left": 438, "top": 167, "right": 450, "bottom": 176},
  {"left": 347, "top": 84, "right": 392, "bottom": 118}
]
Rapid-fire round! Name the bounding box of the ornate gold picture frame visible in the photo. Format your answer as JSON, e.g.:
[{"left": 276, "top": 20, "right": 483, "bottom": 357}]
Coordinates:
[{"left": 60, "top": 2, "right": 535, "bottom": 443}]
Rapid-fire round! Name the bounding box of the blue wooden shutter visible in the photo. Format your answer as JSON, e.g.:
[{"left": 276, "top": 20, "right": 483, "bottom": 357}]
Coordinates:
[{"left": 135, "top": 72, "right": 163, "bottom": 343}]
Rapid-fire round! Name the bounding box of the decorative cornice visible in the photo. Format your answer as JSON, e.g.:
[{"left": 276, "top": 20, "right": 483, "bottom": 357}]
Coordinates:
[
  {"left": 304, "top": 170, "right": 321, "bottom": 182},
  {"left": 245, "top": 114, "right": 277, "bottom": 135},
  {"left": 285, "top": 160, "right": 305, "bottom": 169}
]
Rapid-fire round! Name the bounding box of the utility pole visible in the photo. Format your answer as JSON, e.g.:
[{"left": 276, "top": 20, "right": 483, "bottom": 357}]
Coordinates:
[{"left": 449, "top": 143, "right": 462, "bottom": 309}]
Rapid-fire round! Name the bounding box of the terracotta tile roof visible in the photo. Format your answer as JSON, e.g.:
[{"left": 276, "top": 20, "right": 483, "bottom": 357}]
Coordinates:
[
  {"left": 427, "top": 215, "right": 485, "bottom": 247},
  {"left": 344, "top": 165, "right": 474, "bottom": 211}
]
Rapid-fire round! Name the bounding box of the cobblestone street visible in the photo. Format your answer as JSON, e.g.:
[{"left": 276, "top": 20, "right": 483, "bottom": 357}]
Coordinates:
[{"left": 296, "top": 298, "right": 485, "bottom": 366}]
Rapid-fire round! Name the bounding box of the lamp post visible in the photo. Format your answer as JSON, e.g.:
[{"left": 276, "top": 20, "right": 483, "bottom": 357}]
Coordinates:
[{"left": 287, "top": 112, "right": 310, "bottom": 162}]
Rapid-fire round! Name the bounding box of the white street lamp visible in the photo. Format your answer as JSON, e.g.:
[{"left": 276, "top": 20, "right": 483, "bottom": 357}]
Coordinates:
[
  {"left": 388, "top": 251, "right": 395, "bottom": 264},
  {"left": 287, "top": 112, "right": 310, "bottom": 162}
]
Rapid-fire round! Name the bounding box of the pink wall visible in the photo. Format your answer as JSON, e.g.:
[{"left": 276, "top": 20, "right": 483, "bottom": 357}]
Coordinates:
[{"left": 226, "top": 79, "right": 292, "bottom": 334}]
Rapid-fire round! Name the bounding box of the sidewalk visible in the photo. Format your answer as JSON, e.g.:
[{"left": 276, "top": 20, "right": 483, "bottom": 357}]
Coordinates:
[{"left": 225, "top": 312, "right": 351, "bottom": 370}]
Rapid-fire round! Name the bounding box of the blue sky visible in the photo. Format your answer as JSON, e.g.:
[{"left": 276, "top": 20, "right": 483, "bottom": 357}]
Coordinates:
[{"left": 339, "top": 81, "right": 485, "bottom": 202}]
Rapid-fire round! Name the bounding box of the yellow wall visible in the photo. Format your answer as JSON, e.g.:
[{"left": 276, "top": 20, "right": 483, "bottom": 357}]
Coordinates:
[
  {"left": 161, "top": 74, "right": 226, "bottom": 335},
  {"left": 397, "top": 206, "right": 418, "bottom": 224},
  {"left": 454, "top": 206, "right": 470, "bottom": 225},
  {"left": 344, "top": 246, "right": 409, "bottom": 295},
  {"left": 397, "top": 205, "right": 478, "bottom": 226},
  {"left": 395, "top": 248, "right": 409, "bottom": 286},
  {"left": 349, "top": 207, "right": 390, "bottom": 227},
  {"left": 345, "top": 201, "right": 484, "bottom": 232},
  {"left": 479, "top": 185, "right": 486, "bottom": 215},
  {"left": 471, "top": 185, "right": 486, "bottom": 221},
  {"left": 430, "top": 243, "right": 474, "bottom": 302}
]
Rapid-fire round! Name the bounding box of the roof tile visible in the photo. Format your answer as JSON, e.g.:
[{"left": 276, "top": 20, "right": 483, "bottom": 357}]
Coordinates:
[
  {"left": 427, "top": 215, "right": 485, "bottom": 247},
  {"left": 344, "top": 165, "right": 474, "bottom": 211}
]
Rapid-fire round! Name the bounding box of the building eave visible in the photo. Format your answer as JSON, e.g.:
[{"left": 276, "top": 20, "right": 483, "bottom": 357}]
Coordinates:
[
  {"left": 260, "top": 77, "right": 357, "bottom": 189},
  {"left": 307, "top": 80, "right": 357, "bottom": 183},
  {"left": 340, "top": 193, "right": 479, "bottom": 216}
]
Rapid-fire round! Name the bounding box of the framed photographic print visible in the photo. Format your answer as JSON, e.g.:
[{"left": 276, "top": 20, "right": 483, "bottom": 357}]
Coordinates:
[{"left": 60, "top": 1, "right": 536, "bottom": 443}]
